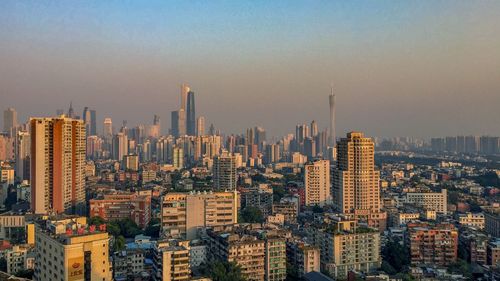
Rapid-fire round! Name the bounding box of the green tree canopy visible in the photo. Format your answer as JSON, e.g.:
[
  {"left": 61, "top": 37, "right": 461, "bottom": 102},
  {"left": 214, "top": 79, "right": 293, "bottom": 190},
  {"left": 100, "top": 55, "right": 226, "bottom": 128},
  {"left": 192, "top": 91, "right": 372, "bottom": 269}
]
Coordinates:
[
  {"left": 208, "top": 261, "right": 245, "bottom": 281},
  {"left": 240, "top": 206, "right": 264, "bottom": 223}
]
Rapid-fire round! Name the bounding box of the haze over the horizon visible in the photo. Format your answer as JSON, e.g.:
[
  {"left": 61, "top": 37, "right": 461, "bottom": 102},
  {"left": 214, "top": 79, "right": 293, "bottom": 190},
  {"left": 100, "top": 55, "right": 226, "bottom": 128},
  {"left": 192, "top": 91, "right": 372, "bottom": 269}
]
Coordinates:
[{"left": 1, "top": 1, "right": 499, "bottom": 138}]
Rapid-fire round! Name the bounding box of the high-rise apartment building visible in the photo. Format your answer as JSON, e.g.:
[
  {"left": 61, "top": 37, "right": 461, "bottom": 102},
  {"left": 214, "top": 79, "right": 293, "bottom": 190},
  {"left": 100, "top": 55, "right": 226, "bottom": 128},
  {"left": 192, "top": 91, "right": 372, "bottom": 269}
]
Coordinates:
[
  {"left": 196, "top": 116, "right": 205, "bottom": 136},
  {"left": 112, "top": 132, "right": 128, "bottom": 161},
  {"left": 213, "top": 152, "right": 237, "bottom": 190},
  {"left": 3, "top": 108, "right": 18, "bottom": 136},
  {"left": 328, "top": 89, "right": 336, "bottom": 147},
  {"left": 34, "top": 217, "right": 112, "bottom": 281},
  {"left": 160, "top": 191, "right": 238, "bottom": 239},
  {"left": 304, "top": 160, "right": 330, "bottom": 206},
  {"left": 15, "top": 130, "right": 30, "bottom": 181},
  {"left": 332, "top": 132, "right": 386, "bottom": 230},
  {"left": 30, "top": 116, "right": 86, "bottom": 214}
]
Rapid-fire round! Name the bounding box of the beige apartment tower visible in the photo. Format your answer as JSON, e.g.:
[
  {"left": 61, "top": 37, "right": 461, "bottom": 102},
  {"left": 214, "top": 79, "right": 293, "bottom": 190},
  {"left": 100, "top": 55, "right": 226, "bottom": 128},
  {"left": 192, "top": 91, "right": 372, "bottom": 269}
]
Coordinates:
[
  {"left": 30, "top": 116, "right": 86, "bottom": 215},
  {"left": 332, "top": 132, "right": 386, "bottom": 230},
  {"left": 305, "top": 160, "right": 330, "bottom": 206}
]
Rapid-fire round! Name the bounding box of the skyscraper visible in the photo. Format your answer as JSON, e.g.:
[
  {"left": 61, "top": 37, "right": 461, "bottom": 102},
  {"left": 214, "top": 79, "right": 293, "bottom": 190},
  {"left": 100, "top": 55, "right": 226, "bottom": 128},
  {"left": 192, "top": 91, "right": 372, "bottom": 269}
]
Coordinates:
[
  {"left": 186, "top": 90, "right": 196, "bottom": 135},
  {"left": 67, "top": 102, "right": 75, "bottom": 118},
  {"left": 196, "top": 116, "right": 205, "bottom": 136},
  {"left": 90, "top": 109, "right": 97, "bottom": 135},
  {"left": 328, "top": 87, "right": 336, "bottom": 147},
  {"left": 171, "top": 110, "right": 178, "bottom": 137},
  {"left": 113, "top": 132, "right": 128, "bottom": 161},
  {"left": 82, "top": 107, "right": 97, "bottom": 136},
  {"left": 332, "top": 132, "right": 387, "bottom": 230},
  {"left": 30, "top": 116, "right": 86, "bottom": 214},
  {"left": 310, "top": 120, "right": 318, "bottom": 137},
  {"left": 103, "top": 118, "right": 113, "bottom": 138},
  {"left": 213, "top": 152, "right": 237, "bottom": 190},
  {"left": 3, "top": 108, "right": 17, "bottom": 136},
  {"left": 15, "top": 130, "right": 30, "bottom": 181},
  {"left": 180, "top": 83, "right": 190, "bottom": 110},
  {"left": 304, "top": 159, "right": 330, "bottom": 206}
]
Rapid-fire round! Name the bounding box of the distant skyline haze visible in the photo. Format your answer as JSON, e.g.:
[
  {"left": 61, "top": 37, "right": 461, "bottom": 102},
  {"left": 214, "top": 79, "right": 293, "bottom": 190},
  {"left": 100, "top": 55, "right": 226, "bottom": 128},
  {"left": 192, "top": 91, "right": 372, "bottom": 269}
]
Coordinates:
[{"left": 1, "top": 1, "right": 499, "bottom": 138}]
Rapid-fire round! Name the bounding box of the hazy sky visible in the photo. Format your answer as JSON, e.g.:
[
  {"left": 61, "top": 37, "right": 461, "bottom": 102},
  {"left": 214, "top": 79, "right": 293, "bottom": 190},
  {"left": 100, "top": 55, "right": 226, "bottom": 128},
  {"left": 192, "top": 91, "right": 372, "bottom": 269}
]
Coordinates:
[{"left": 1, "top": 1, "right": 499, "bottom": 138}]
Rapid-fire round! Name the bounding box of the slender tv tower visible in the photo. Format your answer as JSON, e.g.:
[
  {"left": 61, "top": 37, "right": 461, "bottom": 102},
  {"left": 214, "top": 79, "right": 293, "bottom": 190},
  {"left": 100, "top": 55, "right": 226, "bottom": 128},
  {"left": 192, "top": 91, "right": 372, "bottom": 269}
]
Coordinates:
[{"left": 329, "top": 85, "right": 336, "bottom": 147}]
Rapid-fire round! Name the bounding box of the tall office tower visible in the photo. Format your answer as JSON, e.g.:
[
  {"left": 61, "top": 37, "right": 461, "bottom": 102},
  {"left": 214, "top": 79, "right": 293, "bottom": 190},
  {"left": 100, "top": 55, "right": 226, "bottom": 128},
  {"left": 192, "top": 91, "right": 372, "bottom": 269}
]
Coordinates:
[
  {"left": 332, "top": 132, "right": 387, "bottom": 230},
  {"left": 82, "top": 107, "right": 91, "bottom": 135},
  {"left": 328, "top": 87, "right": 336, "bottom": 147},
  {"left": 264, "top": 144, "right": 280, "bottom": 164},
  {"left": 103, "top": 118, "right": 113, "bottom": 138},
  {"left": 34, "top": 217, "right": 112, "bottom": 281},
  {"left": 15, "top": 131, "right": 30, "bottom": 181},
  {"left": 170, "top": 110, "right": 179, "bottom": 137},
  {"left": 82, "top": 107, "right": 97, "bottom": 136},
  {"left": 209, "top": 124, "right": 216, "bottom": 135},
  {"left": 196, "top": 116, "right": 205, "bottom": 136},
  {"left": 213, "top": 152, "right": 237, "bottom": 190},
  {"left": 310, "top": 120, "right": 318, "bottom": 137},
  {"left": 304, "top": 137, "right": 316, "bottom": 159},
  {"left": 152, "top": 114, "right": 161, "bottom": 136},
  {"left": 246, "top": 127, "right": 255, "bottom": 145},
  {"left": 186, "top": 90, "right": 196, "bottom": 135},
  {"left": 67, "top": 102, "right": 75, "bottom": 118},
  {"left": 304, "top": 160, "right": 330, "bottom": 206},
  {"left": 160, "top": 191, "right": 238, "bottom": 239},
  {"left": 180, "top": 83, "right": 190, "bottom": 110},
  {"left": 3, "top": 108, "right": 18, "bottom": 136},
  {"left": 171, "top": 109, "right": 186, "bottom": 137},
  {"left": 30, "top": 116, "right": 86, "bottom": 214},
  {"left": 255, "top": 126, "right": 266, "bottom": 145},
  {"left": 90, "top": 109, "right": 97, "bottom": 136},
  {"left": 112, "top": 132, "right": 128, "bottom": 161}
]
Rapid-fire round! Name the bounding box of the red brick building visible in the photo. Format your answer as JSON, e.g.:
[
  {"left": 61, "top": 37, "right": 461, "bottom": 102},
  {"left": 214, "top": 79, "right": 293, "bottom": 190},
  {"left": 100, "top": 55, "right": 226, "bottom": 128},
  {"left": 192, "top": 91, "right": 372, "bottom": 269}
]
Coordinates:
[{"left": 89, "top": 193, "right": 151, "bottom": 228}]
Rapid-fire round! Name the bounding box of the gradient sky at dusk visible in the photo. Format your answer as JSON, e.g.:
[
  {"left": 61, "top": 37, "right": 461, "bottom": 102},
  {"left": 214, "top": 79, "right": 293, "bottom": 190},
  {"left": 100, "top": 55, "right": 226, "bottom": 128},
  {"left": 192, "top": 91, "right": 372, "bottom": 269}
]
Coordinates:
[{"left": 1, "top": 1, "right": 499, "bottom": 138}]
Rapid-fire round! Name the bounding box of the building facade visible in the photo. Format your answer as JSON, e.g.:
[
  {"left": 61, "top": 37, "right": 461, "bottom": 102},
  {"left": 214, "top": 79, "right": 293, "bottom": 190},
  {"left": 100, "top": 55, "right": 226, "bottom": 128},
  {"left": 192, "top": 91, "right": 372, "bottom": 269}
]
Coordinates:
[{"left": 30, "top": 116, "right": 86, "bottom": 214}]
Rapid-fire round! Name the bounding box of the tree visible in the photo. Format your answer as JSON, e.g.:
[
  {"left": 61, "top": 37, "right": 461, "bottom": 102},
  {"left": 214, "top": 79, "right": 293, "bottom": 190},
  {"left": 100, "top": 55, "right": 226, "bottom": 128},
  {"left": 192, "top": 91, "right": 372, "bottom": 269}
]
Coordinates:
[
  {"left": 272, "top": 186, "right": 286, "bottom": 202},
  {"left": 144, "top": 218, "right": 160, "bottom": 238},
  {"left": 113, "top": 235, "right": 126, "bottom": 251},
  {"left": 119, "top": 218, "right": 142, "bottom": 238},
  {"left": 240, "top": 207, "right": 264, "bottom": 223},
  {"left": 88, "top": 216, "right": 106, "bottom": 226},
  {"left": 381, "top": 239, "right": 410, "bottom": 273},
  {"left": 106, "top": 221, "right": 121, "bottom": 237},
  {"left": 207, "top": 261, "right": 245, "bottom": 281}
]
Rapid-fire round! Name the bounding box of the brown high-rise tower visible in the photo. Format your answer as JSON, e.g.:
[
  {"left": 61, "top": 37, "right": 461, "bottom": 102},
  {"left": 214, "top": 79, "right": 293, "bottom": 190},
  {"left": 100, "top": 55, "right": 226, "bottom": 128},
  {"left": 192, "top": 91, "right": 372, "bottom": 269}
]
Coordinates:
[
  {"left": 30, "top": 116, "right": 86, "bottom": 214},
  {"left": 332, "top": 132, "right": 386, "bottom": 230}
]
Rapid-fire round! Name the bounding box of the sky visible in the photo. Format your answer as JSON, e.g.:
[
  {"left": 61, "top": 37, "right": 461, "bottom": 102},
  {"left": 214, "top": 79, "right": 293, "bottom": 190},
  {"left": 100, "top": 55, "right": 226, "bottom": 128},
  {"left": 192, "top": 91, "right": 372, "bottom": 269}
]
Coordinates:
[{"left": 1, "top": 1, "right": 499, "bottom": 138}]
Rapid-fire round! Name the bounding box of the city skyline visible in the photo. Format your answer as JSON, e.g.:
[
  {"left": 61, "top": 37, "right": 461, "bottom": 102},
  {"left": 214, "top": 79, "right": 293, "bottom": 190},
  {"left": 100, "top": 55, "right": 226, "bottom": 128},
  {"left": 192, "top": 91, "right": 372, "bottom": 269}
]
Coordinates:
[{"left": 1, "top": 1, "right": 500, "bottom": 138}]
